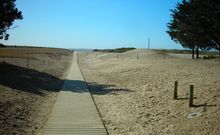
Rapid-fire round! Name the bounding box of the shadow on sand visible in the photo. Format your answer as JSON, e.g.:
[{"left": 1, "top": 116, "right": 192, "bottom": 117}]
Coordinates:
[
  {"left": 177, "top": 96, "right": 197, "bottom": 100},
  {"left": 176, "top": 95, "right": 218, "bottom": 107},
  {"left": 61, "top": 81, "right": 132, "bottom": 94},
  {"left": 0, "top": 62, "right": 63, "bottom": 96},
  {"left": 87, "top": 82, "right": 133, "bottom": 95},
  {"left": 0, "top": 62, "right": 132, "bottom": 96}
]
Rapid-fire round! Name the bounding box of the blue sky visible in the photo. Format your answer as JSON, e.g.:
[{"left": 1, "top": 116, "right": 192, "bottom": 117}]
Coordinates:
[{"left": 2, "top": 0, "right": 182, "bottom": 49}]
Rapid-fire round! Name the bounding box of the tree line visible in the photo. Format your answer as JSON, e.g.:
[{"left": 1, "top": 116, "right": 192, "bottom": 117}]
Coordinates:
[{"left": 167, "top": 0, "right": 220, "bottom": 59}]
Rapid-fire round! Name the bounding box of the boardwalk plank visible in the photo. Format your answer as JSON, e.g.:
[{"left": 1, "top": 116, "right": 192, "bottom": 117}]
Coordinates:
[{"left": 42, "top": 53, "right": 107, "bottom": 135}]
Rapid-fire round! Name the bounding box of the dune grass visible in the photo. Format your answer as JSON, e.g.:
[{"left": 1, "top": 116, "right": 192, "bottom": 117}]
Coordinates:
[
  {"left": 93, "top": 47, "right": 136, "bottom": 53},
  {"left": 0, "top": 47, "right": 71, "bottom": 59}
]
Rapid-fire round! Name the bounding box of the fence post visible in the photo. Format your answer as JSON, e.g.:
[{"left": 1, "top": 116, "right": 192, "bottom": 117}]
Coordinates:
[
  {"left": 189, "top": 85, "right": 194, "bottom": 107},
  {"left": 43, "top": 58, "right": 45, "bottom": 67},
  {"left": 27, "top": 58, "right": 29, "bottom": 70},
  {"left": 137, "top": 54, "right": 139, "bottom": 60},
  {"left": 174, "top": 81, "right": 178, "bottom": 99}
]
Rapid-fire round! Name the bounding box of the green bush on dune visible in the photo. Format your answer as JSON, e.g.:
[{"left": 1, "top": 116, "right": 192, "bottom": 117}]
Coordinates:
[
  {"left": 93, "top": 47, "right": 136, "bottom": 53},
  {"left": 203, "top": 54, "right": 216, "bottom": 59},
  {"left": 0, "top": 43, "right": 5, "bottom": 48}
]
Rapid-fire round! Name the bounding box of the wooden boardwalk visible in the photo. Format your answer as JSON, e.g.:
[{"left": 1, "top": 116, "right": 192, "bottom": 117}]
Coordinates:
[{"left": 42, "top": 53, "right": 108, "bottom": 135}]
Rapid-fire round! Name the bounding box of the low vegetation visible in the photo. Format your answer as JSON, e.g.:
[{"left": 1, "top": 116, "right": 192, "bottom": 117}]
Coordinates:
[
  {"left": 93, "top": 47, "right": 136, "bottom": 53},
  {"left": 203, "top": 54, "right": 216, "bottom": 59},
  {"left": 0, "top": 46, "right": 70, "bottom": 59},
  {"left": 154, "top": 49, "right": 218, "bottom": 56}
]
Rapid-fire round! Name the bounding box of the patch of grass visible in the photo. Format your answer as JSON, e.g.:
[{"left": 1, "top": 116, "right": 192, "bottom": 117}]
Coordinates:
[
  {"left": 154, "top": 49, "right": 192, "bottom": 54},
  {"left": 200, "top": 51, "right": 218, "bottom": 55},
  {"left": 203, "top": 54, "right": 216, "bottom": 59},
  {"left": 93, "top": 47, "right": 136, "bottom": 53},
  {"left": 0, "top": 46, "right": 72, "bottom": 59},
  {"left": 154, "top": 49, "right": 218, "bottom": 56}
]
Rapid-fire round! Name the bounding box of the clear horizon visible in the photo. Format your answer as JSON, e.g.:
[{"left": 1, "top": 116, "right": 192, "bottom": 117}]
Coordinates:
[{"left": 1, "top": 0, "right": 182, "bottom": 49}]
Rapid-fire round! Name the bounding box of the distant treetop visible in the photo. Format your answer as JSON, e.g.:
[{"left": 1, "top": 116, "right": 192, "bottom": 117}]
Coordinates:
[{"left": 93, "top": 47, "right": 136, "bottom": 53}]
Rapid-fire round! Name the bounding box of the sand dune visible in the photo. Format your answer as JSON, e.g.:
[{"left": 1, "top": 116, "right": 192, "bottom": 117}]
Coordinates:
[
  {"left": 79, "top": 49, "right": 220, "bottom": 135},
  {"left": 0, "top": 47, "right": 72, "bottom": 135}
]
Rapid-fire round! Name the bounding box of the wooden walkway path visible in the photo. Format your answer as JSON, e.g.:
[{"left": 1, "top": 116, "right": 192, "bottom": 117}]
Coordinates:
[{"left": 42, "top": 53, "right": 108, "bottom": 135}]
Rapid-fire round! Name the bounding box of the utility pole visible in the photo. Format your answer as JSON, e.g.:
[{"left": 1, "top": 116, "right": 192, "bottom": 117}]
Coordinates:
[{"left": 148, "top": 37, "right": 150, "bottom": 49}]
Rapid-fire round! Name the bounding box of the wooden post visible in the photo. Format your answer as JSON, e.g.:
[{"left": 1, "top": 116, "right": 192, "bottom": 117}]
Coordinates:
[
  {"left": 117, "top": 54, "right": 119, "bottom": 59},
  {"left": 2, "top": 62, "right": 5, "bottom": 80},
  {"left": 43, "top": 59, "right": 45, "bottom": 66},
  {"left": 137, "top": 54, "right": 139, "bottom": 60},
  {"left": 203, "top": 103, "right": 207, "bottom": 112},
  {"left": 148, "top": 37, "right": 150, "bottom": 49},
  {"left": 189, "top": 85, "right": 194, "bottom": 107},
  {"left": 27, "top": 58, "right": 29, "bottom": 70},
  {"left": 174, "top": 81, "right": 178, "bottom": 99},
  {"left": 164, "top": 54, "right": 166, "bottom": 59},
  {"left": 101, "top": 56, "right": 102, "bottom": 61}
]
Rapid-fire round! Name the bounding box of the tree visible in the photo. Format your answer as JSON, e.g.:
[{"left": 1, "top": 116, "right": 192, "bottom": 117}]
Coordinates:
[
  {"left": 0, "top": 0, "right": 23, "bottom": 40},
  {"left": 189, "top": 0, "right": 211, "bottom": 58},
  {"left": 167, "top": 0, "right": 197, "bottom": 59},
  {"left": 167, "top": 0, "right": 220, "bottom": 59},
  {"left": 206, "top": 0, "right": 220, "bottom": 58}
]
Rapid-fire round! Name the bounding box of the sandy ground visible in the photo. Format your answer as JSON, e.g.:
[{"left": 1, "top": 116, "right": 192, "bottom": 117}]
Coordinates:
[
  {"left": 0, "top": 47, "right": 73, "bottom": 135},
  {"left": 78, "top": 49, "right": 220, "bottom": 135}
]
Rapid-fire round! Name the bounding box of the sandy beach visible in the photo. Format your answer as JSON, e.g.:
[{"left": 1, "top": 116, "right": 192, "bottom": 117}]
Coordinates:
[{"left": 78, "top": 49, "right": 220, "bottom": 135}]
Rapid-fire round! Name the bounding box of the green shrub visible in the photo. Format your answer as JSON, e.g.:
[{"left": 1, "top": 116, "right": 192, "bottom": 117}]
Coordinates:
[
  {"left": 93, "top": 47, "right": 136, "bottom": 53},
  {"left": 203, "top": 54, "right": 216, "bottom": 59},
  {"left": 0, "top": 43, "right": 5, "bottom": 48}
]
